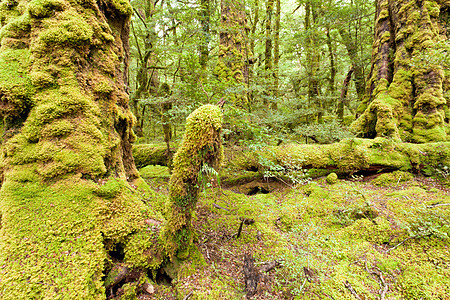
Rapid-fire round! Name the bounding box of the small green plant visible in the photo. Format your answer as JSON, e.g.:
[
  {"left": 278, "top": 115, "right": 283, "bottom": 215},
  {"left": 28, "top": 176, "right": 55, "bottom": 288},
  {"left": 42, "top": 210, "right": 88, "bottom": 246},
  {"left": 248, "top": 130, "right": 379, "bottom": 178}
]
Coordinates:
[{"left": 401, "top": 206, "right": 449, "bottom": 240}]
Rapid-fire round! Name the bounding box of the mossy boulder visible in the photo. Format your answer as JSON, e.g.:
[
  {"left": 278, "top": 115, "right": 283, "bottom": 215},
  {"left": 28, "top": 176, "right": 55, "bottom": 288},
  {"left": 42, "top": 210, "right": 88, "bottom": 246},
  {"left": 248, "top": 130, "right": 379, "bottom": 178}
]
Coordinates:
[{"left": 326, "top": 172, "right": 338, "bottom": 184}]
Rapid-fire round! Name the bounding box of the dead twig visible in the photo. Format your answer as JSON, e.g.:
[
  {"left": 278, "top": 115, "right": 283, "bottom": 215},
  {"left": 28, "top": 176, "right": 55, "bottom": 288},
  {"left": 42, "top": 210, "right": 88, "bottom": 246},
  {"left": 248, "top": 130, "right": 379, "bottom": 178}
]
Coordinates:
[
  {"left": 183, "top": 291, "right": 193, "bottom": 300},
  {"left": 364, "top": 260, "right": 388, "bottom": 300},
  {"left": 427, "top": 202, "right": 450, "bottom": 208},
  {"left": 212, "top": 203, "right": 232, "bottom": 211},
  {"left": 344, "top": 280, "right": 362, "bottom": 300},
  {"left": 386, "top": 236, "right": 415, "bottom": 253},
  {"left": 234, "top": 218, "right": 255, "bottom": 239}
]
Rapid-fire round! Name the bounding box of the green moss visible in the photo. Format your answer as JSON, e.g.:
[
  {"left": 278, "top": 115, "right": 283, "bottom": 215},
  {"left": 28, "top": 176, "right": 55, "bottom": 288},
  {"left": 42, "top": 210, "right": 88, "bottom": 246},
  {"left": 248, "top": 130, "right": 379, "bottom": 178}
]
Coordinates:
[
  {"left": 326, "top": 172, "right": 338, "bottom": 184},
  {"left": 93, "top": 80, "right": 113, "bottom": 95},
  {"left": 109, "top": 0, "right": 132, "bottom": 16},
  {"left": 94, "top": 177, "right": 125, "bottom": 198},
  {"left": 0, "top": 12, "right": 31, "bottom": 41},
  {"left": 37, "top": 10, "right": 93, "bottom": 46},
  {"left": 372, "top": 171, "right": 414, "bottom": 186},
  {"left": 29, "top": 70, "right": 54, "bottom": 88},
  {"left": 161, "top": 105, "right": 223, "bottom": 259},
  {"left": 28, "top": 0, "right": 66, "bottom": 19},
  {"left": 132, "top": 143, "right": 170, "bottom": 168},
  {"left": 139, "top": 165, "right": 170, "bottom": 179},
  {"left": 345, "top": 217, "right": 392, "bottom": 244},
  {"left": 0, "top": 48, "right": 34, "bottom": 116}
]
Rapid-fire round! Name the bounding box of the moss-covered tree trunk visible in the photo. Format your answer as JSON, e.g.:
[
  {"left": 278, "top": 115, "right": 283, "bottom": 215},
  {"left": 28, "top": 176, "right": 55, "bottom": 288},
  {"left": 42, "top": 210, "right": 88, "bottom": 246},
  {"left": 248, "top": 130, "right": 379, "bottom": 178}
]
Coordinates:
[
  {"left": 161, "top": 105, "right": 223, "bottom": 259},
  {"left": 0, "top": 1, "right": 162, "bottom": 298},
  {"left": 304, "top": 1, "right": 323, "bottom": 123},
  {"left": 352, "top": 0, "right": 450, "bottom": 142},
  {"left": 215, "top": 0, "right": 250, "bottom": 108}
]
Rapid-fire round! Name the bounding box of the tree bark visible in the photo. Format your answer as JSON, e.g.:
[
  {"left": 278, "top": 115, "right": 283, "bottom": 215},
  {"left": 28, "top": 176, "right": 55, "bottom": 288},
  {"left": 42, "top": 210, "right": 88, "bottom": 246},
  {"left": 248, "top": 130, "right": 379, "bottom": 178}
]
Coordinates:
[
  {"left": 216, "top": 0, "right": 250, "bottom": 108},
  {"left": 199, "top": 0, "right": 210, "bottom": 74},
  {"left": 338, "top": 67, "right": 354, "bottom": 121},
  {"left": 352, "top": 0, "right": 450, "bottom": 142},
  {"left": 304, "top": 1, "right": 323, "bottom": 123},
  {"left": 0, "top": 1, "right": 160, "bottom": 298}
]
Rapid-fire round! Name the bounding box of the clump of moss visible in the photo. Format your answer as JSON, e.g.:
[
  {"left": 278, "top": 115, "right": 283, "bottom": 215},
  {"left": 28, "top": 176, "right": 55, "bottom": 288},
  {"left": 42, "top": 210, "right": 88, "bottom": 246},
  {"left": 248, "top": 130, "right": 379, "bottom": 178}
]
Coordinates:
[
  {"left": 372, "top": 171, "right": 414, "bottom": 186},
  {"left": 326, "top": 172, "right": 338, "bottom": 184},
  {"left": 160, "top": 104, "right": 223, "bottom": 259},
  {"left": 28, "top": 0, "right": 66, "bottom": 19}
]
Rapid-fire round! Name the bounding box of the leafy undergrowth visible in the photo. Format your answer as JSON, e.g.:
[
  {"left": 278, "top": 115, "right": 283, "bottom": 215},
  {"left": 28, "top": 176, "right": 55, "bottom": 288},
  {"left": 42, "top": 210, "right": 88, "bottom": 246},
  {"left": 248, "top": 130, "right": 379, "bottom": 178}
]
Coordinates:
[{"left": 140, "top": 166, "right": 449, "bottom": 300}]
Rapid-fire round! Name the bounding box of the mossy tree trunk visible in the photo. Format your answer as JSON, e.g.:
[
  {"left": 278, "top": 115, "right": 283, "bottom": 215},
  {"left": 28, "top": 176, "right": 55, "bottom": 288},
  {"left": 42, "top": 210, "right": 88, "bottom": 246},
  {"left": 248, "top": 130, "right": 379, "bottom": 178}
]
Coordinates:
[
  {"left": 304, "top": 1, "right": 323, "bottom": 123},
  {"left": 215, "top": 0, "right": 250, "bottom": 109},
  {"left": 352, "top": 0, "right": 450, "bottom": 142},
  {"left": 161, "top": 105, "right": 223, "bottom": 259},
  {"left": 0, "top": 1, "right": 162, "bottom": 298},
  {"left": 199, "top": 0, "right": 210, "bottom": 77}
]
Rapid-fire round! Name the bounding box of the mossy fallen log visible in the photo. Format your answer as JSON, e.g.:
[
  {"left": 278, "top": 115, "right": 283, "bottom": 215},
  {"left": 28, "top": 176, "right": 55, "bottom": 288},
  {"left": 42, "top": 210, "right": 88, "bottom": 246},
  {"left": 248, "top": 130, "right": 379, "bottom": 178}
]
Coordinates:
[
  {"left": 132, "top": 143, "right": 171, "bottom": 168},
  {"left": 227, "top": 138, "right": 450, "bottom": 176},
  {"left": 133, "top": 138, "right": 450, "bottom": 178}
]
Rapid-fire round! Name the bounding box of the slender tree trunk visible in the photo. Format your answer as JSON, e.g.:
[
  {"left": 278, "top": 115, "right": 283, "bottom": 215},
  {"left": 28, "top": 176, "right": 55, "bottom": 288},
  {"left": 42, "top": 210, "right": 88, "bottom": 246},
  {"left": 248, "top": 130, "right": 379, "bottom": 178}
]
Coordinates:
[
  {"left": 216, "top": 0, "right": 250, "bottom": 108},
  {"left": 248, "top": 0, "right": 260, "bottom": 110},
  {"left": 352, "top": 0, "right": 449, "bottom": 142},
  {"left": 273, "top": 0, "right": 281, "bottom": 108},
  {"left": 265, "top": 0, "right": 274, "bottom": 73},
  {"left": 326, "top": 27, "right": 336, "bottom": 96},
  {"left": 305, "top": 1, "right": 322, "bottom": 123},
  {"left": 338, "top": 67, "right": 354, "bottom": 121},
  {"left": 199, "top": 0, "right": 210, "bottom": 75}
]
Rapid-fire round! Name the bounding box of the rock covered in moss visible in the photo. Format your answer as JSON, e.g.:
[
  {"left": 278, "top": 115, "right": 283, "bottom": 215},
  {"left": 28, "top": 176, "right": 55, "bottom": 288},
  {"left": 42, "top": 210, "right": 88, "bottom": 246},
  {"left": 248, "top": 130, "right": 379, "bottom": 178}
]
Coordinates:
[{"left": 326, "top": 172, "right": 338, "bottom": 184}]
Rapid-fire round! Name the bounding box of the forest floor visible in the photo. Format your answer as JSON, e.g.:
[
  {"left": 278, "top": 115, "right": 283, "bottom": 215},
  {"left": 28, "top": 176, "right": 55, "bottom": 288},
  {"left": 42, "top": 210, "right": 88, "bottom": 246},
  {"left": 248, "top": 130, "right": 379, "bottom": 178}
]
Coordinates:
[{"left": 139, "top": 165, "right": 449, "bottom": 300}]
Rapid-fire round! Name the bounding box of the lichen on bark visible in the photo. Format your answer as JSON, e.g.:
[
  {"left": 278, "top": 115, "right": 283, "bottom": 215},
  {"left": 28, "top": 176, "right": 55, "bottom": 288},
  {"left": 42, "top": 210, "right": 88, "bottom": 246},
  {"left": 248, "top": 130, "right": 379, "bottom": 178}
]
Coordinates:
[{"left": 352, "top": 0, "right": 449, "bottom": 142}]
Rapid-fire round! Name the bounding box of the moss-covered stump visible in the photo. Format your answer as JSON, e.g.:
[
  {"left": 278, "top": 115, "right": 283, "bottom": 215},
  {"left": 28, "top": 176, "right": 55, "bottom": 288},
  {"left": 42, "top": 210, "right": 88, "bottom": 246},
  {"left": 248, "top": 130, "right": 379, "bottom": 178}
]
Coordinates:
[
  {"left": 0, "top": 1, "right": 162, "bottom": 299},
  {"left": 160, "top": 104, "right": 223, "bottom": 259},
  {"left": 351, "top": 0, "right": 449, "bottom": 142},
  {"left": 228, "top": 138, "right": 450, "bottom": 177}
]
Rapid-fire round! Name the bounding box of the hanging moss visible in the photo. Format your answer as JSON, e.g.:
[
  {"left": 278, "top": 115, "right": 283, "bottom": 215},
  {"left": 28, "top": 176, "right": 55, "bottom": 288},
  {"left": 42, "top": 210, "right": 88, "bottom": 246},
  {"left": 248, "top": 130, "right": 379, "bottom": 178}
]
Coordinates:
[{"left": 160, "top": 104, "right": 223, "bottom": 259}]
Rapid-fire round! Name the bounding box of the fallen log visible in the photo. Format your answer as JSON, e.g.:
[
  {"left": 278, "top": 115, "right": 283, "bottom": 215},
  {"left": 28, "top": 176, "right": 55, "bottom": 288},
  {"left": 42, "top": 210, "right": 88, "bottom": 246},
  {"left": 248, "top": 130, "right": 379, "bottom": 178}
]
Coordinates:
[
  {"left": 132, "top": 143, "right": 171, "bottom": 168},
  {"left": 227, "top": 138, "right": 450, "bottom": 176},
  {"left": 133, "top": 138, "right": 450, "bottom": 177}
]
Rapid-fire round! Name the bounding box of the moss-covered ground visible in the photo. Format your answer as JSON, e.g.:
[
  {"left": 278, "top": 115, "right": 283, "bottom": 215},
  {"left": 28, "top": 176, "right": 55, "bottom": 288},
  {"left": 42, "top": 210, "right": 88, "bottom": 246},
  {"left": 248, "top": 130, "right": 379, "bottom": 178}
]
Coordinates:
[{"left": 140, "top": 165, "right": 449, "bottom": 300}]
